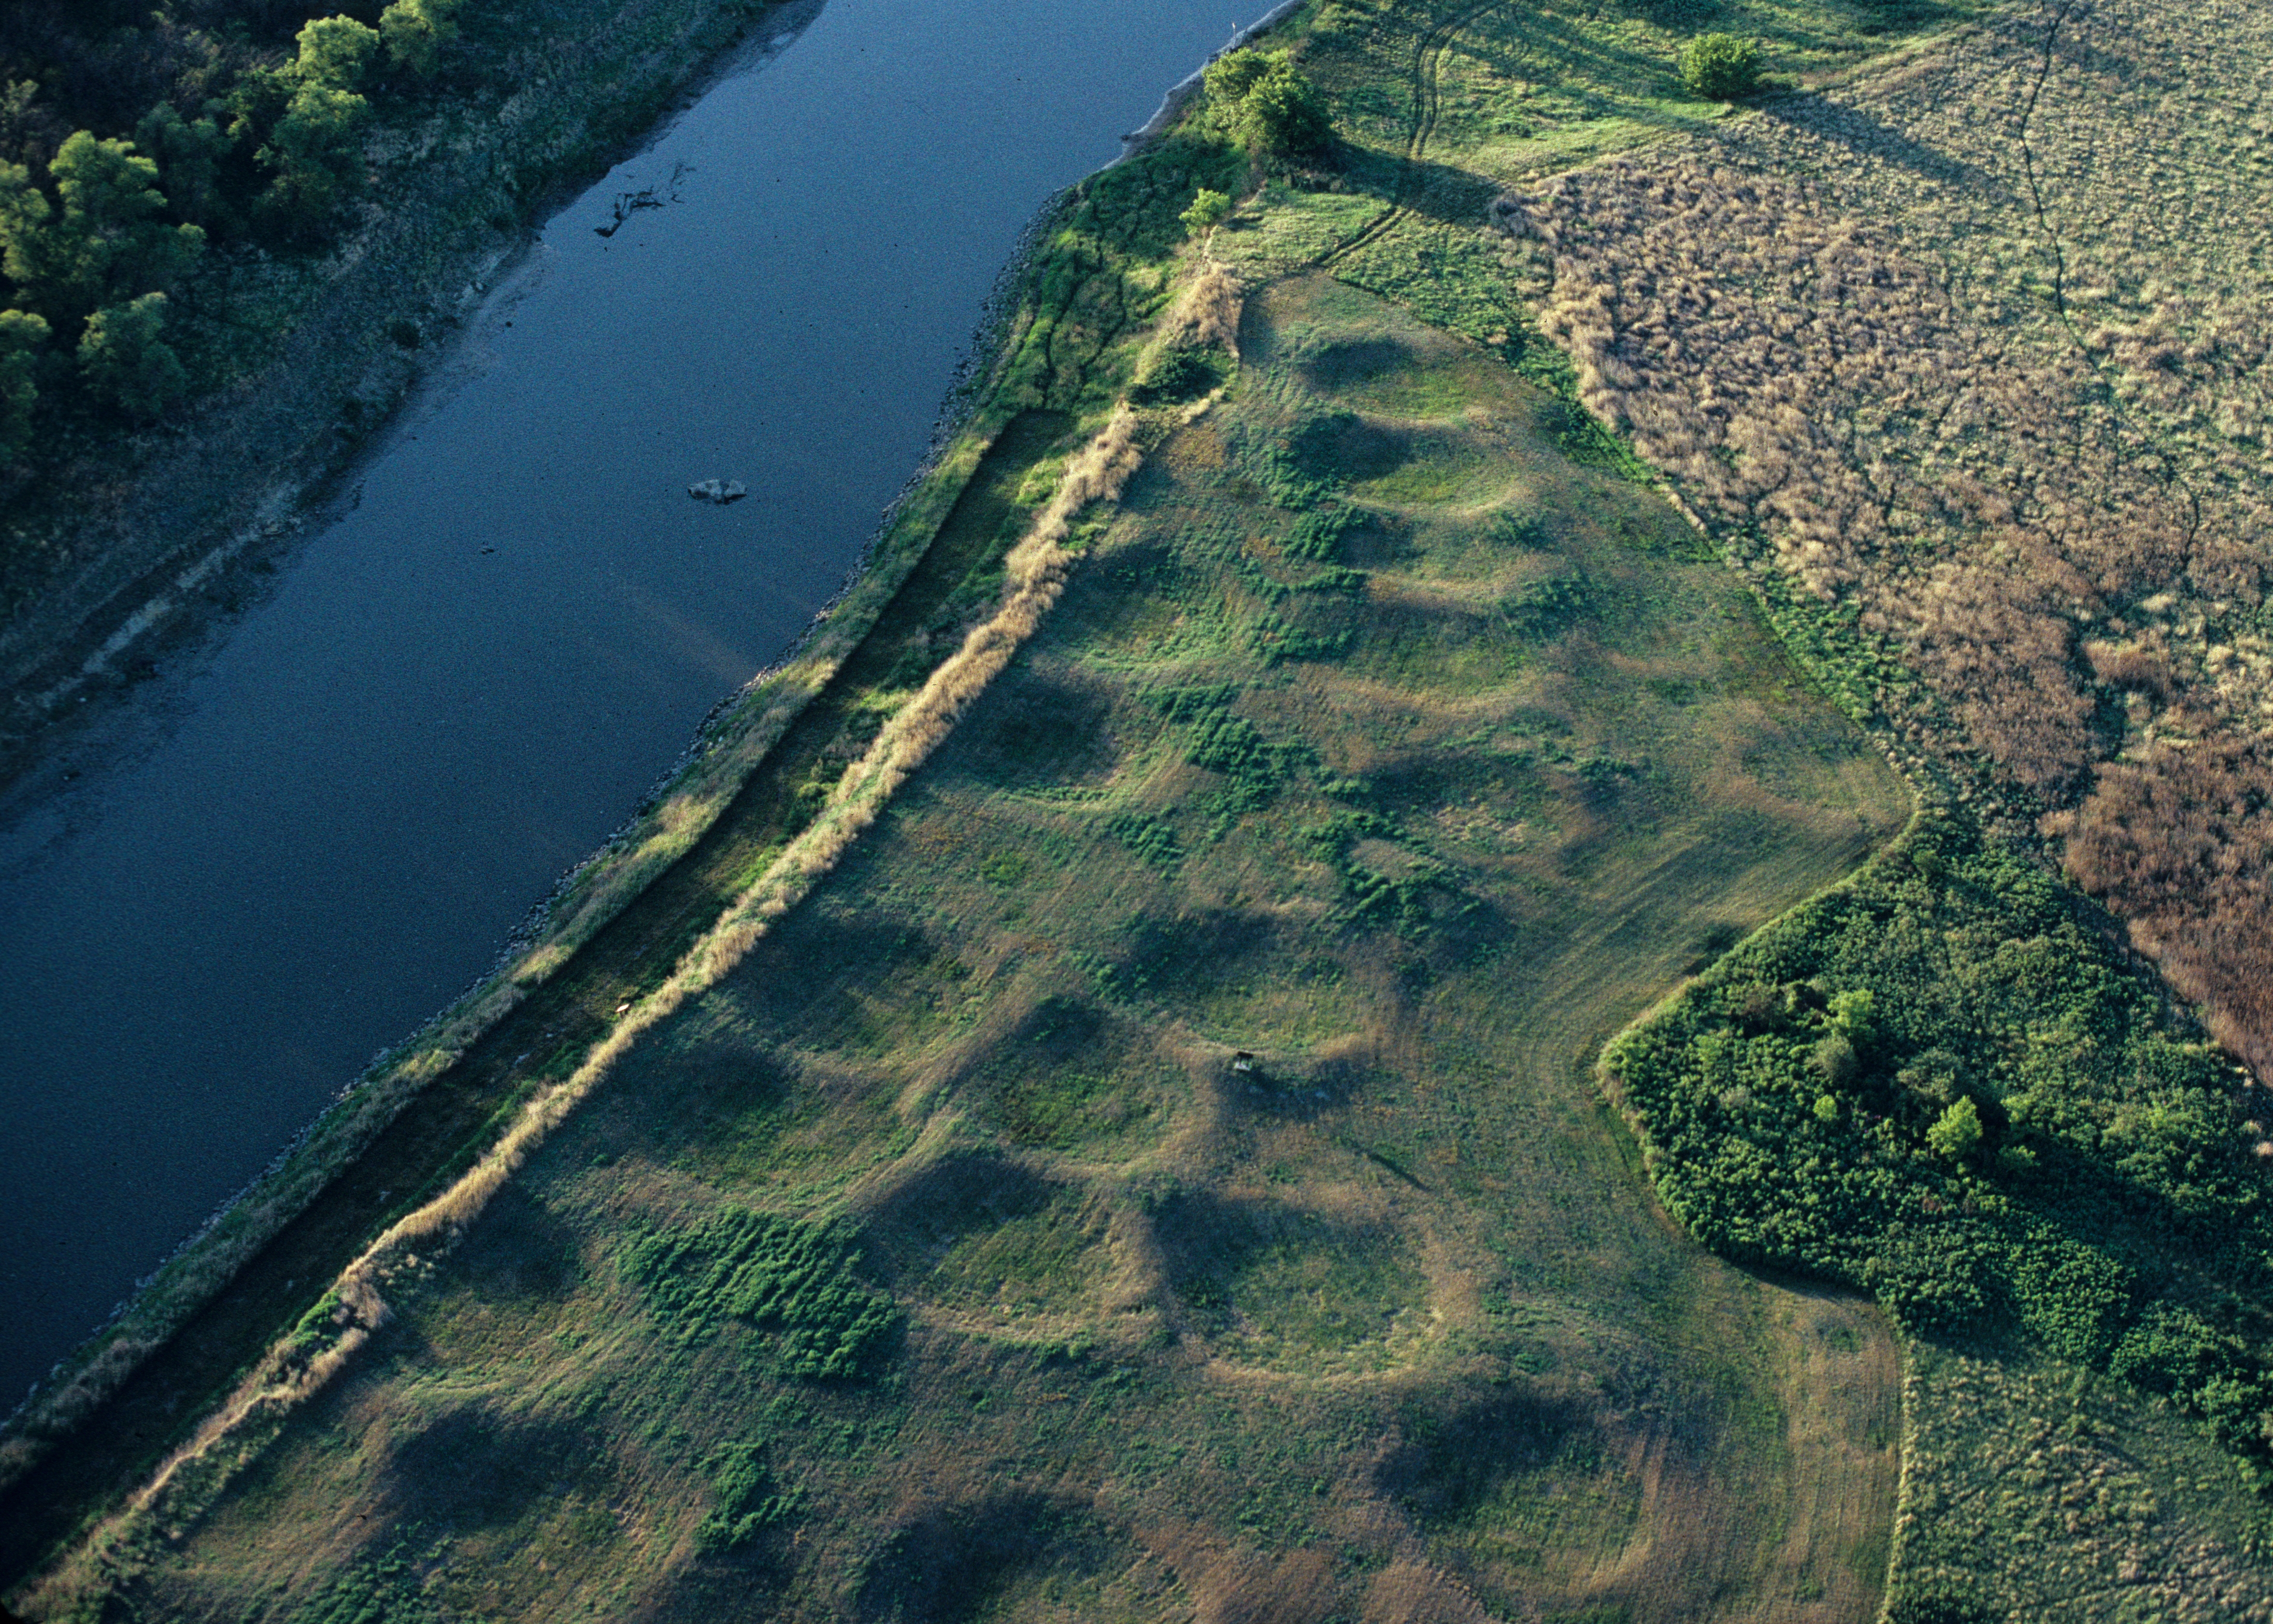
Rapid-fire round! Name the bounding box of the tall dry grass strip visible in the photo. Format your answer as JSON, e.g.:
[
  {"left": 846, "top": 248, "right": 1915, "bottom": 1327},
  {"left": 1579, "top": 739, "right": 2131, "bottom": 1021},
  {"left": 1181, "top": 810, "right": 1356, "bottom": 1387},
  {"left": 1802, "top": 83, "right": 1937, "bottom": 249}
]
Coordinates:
[{"left": 18, "top": 403, "right": 1157, "bottom": 1614}]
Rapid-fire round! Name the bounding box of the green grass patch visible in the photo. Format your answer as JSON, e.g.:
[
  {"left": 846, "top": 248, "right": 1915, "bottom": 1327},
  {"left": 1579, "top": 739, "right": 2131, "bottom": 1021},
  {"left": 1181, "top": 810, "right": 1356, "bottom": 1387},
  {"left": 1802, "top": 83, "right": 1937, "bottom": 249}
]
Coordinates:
[{"left": 621, "top": 1208, "right": 897, "bottom": 1380}]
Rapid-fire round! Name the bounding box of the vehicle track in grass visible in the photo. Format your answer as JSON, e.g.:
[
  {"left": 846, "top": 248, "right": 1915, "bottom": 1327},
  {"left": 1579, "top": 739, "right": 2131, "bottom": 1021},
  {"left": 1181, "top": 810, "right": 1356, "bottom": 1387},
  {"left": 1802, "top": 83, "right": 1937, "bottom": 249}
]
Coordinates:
[{"left": 1316, "top": 0, "right": 1499, "bottom": 268}]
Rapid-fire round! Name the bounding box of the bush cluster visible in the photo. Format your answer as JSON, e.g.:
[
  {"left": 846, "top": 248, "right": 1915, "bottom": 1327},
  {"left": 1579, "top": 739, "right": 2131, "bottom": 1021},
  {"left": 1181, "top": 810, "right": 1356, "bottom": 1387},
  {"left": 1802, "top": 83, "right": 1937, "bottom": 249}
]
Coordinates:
[
  {"left": 1605, "top": 810, "right": 2273, "bottom": 1479},
  {"left": 693, "top": 1438, "right": 800, "bottom": 1553},
  {"left": 1201, "top": 47, "right": 1332, "bottom": 161},
  {"left": 0, "top": 0, "right": 460, "bottom": 455},
  {"left": 1677, "top": 32, "right": 1761, "bottom": 100},
  {"left": 620, "top": 1206, "right": 898, "bottom": 1381}
]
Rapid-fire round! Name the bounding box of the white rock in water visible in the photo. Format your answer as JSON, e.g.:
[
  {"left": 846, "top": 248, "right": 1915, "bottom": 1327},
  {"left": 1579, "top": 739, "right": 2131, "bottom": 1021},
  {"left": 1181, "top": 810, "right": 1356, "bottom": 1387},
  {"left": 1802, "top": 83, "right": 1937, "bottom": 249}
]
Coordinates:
[{"left": 687, "top": 478, "right": 748, "bottom": 504}]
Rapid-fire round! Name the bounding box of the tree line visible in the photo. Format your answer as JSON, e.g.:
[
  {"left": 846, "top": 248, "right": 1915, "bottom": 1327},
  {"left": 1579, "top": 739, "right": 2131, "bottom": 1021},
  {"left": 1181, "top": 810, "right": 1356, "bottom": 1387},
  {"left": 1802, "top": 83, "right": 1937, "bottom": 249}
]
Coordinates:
[{"left": 0, "top": 0, "right": 460, "bottom": 462}]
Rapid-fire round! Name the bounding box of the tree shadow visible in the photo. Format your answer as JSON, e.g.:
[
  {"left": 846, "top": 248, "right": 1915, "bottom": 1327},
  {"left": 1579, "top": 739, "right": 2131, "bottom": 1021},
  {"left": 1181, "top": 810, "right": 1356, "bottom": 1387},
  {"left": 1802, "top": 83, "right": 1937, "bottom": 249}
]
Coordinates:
[{"left": 1756, "top": 94, "right": 2004, "bottom": 195}]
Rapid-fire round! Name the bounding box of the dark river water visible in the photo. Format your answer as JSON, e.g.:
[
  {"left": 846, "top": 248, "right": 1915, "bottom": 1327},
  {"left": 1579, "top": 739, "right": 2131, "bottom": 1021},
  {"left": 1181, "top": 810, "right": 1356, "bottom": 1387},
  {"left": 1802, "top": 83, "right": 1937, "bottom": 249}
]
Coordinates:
[{"left": 0, "top": 0, "right": 1245, "bottom": 1409}]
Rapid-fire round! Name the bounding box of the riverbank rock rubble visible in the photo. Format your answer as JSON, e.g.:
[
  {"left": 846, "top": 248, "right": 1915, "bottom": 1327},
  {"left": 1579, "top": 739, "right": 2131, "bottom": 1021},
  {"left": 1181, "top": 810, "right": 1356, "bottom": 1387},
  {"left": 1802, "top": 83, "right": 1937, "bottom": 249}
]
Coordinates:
[{"left": 687, "top": 478, "right": 747, "bottom": 504}]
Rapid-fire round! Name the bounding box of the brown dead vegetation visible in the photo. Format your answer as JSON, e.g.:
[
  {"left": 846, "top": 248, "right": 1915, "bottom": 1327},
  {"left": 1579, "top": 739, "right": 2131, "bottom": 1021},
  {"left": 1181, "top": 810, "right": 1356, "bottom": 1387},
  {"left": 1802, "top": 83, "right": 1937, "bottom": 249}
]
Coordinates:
[{"left": 1501, "top": 0, "right": 2273, "bottom": 1075}]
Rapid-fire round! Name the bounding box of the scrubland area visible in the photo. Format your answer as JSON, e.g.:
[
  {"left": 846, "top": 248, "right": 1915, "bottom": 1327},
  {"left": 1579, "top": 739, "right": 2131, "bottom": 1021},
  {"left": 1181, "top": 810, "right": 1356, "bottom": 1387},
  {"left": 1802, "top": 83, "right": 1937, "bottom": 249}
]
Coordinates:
[
  {"left": 9, "top": 0, "right": 2273, "bottom": 1618},
  {"left": 1502, "top": 0, "right": 2273, "bottom": 1083}
]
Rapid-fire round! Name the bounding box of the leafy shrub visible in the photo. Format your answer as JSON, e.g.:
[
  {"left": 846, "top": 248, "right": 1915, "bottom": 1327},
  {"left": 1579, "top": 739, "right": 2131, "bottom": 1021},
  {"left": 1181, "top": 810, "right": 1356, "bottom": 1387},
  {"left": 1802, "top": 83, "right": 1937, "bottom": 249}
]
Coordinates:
[
  {"left": 1109, "top": 812, "right": 1184, "bottom": 866},
  {"left": 1498, "top": 574, "right": 1597, "bottom": 640},
  {"left": 1147, "top": 682, "right": 1315, "bottom": 792},
  {"left": 1180, "top": 187, "right": 1231, "bottom": 238},
  {"left": 1283, "top": 505, "right": 1357, "bottom": 562},
  {"left": 1885, "top": 1582, "right": 1996, "bottom": 1624},
  {"left": 695, "top": 1439, "right": 800, "bottom": 1552},
  {"left": 1677, "top": 33, "right": 1761, "bottom": 99},
  {"left": 1603, "top": 810, "right": 2273, "bottom": 1474},
  {"left": 1488, "top": 508, "right": 1551, "bottom": 550},
  {"left": 78, "top": 291, "right": 188, "bottom": 417},
  {"left": 285, "top": 1547, "right": 440, "bottom": 1624},
  {"left": 1130, "top": 346, "right": 1220, "bottom": 405},
  {"left": 1251, "top": 612, "right": 1352, "bottom": 665},
  {"left": 621, "top": 1207, "right": 897, "bottom": 1380}
]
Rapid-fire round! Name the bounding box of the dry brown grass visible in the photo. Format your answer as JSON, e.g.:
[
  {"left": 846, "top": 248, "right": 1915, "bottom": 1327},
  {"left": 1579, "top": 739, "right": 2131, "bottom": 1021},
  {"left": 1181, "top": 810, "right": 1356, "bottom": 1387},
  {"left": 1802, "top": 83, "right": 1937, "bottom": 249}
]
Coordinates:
[{"left": 1499, "top": 0, "right": 2273, "bottom": 1076}]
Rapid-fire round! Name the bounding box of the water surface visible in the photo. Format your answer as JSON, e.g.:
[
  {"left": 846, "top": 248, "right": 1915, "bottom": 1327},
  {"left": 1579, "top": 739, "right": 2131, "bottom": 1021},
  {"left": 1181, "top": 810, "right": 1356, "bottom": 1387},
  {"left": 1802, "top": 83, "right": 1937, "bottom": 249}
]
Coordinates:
[{"left": 0, "top": 0, "right": 1244, "bottom": 1407}]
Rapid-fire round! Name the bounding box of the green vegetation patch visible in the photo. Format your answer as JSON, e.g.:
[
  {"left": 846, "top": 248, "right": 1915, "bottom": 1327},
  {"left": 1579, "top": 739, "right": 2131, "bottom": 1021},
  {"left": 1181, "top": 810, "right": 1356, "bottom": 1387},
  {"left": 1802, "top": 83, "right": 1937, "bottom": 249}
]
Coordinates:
[
  {"left": 284, "top": 1547, "right": 441, "bottom": 1624},
  {"left": 1606, "top": 810, "right": 2273, "bottom": 1480},
  {"left": 621, "top": 1207, "right": 897, "bottom": 1380},
  {"left": 694, "top": 1438, "right": 799, "bottom": 1554}
]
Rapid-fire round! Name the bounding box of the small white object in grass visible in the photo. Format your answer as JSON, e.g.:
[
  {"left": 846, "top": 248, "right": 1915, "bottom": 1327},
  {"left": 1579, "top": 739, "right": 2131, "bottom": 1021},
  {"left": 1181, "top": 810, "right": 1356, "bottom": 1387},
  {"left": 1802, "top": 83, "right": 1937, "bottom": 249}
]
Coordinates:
[{"left": 687, "top": 478, "right": 748, "bottom": 504}]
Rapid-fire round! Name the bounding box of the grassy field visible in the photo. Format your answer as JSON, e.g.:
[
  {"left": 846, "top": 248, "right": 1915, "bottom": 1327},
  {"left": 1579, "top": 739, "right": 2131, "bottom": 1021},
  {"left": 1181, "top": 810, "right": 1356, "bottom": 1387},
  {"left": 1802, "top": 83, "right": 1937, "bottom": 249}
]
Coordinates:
[
  {"left": 19, "top": 0, "right": 2270, "bottom": 1615},
  {"left": 1895, "top": 1344, "right": 2273, "bottom": 1621},
  {"left": 28, "top": 271, "right": 1914, "bottom": 1622}
]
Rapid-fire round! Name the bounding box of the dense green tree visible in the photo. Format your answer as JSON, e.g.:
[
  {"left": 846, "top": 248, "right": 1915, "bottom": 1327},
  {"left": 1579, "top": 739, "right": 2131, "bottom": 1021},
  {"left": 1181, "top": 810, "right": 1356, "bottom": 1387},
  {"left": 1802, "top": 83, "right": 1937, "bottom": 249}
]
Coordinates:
[
  {"left": 1239, "top": 58, "right": 1331, "bottom": 156},
  {"left": 1827, "top": 986, "right": 1877, "bottom": 1045},
  {"left": 134, "top": 102, "right": 233, "bottom": 230},
  {"left": 291, "top": 17, "right": 382, "bottom": 93},
  {"left": 0, "top": 306, "right": 48, "bottom": 462},
  {"left": 0, "top": 158, "right": 50, "bottom": 294},
  {"left": 1203, "top": 49, "right": 1331, "bottom": 160},
  {"left": 1926, "top": 1095, "right": 1983, "bottom": 1159},
  {"left": 2, "top": 134, "right": 205, "bottom": 325},
  {"left": 78, "top": 291, "right": 187, "bottom": 418},
  {"left": 256, "top": 81, "right": 370, "bottom": 234},
  {"left": 1202, "top": 48, "right": 1274, "bottom": 108},
  {"left": 380, "top": 0, "right": 464, "bottom": 76},
  {"left": 1678, "top": 32, "right": 1762, "bottom": 99},
  {"left": 40, "top": 132, "right": 205, "bottom": 319}
]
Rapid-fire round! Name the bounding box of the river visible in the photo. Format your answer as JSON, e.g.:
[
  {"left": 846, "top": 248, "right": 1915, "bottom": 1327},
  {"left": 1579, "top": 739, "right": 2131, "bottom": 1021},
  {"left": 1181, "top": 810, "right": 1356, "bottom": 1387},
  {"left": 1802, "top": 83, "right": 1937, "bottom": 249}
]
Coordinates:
[{"left": 0, "top": 0, "right": 1249, "bottom": 1410}]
